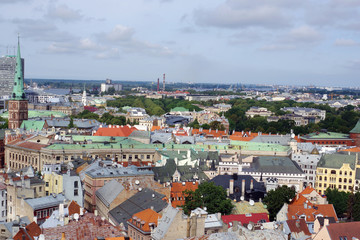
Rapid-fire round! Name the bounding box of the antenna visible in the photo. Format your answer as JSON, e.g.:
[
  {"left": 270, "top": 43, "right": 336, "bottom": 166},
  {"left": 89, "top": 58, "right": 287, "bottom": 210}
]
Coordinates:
[{"left": 163, "top": 73, "right": 165, "bottom": 91}]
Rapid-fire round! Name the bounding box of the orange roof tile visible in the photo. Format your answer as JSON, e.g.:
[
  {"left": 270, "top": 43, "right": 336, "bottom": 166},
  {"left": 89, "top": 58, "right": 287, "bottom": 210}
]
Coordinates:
[
  {"left": 339, "top": 147, "right": 360, "bottom": 152},
  {"left": 287, "top": 204, "right": 338, "bottom": 223},
  {"left": 13, "top": 221, "right": 41, "bottom": 240},
  {"left": 171, "top": 182, "right": 199, "bottom": 207},
  {"left": 16, "top": 142, "right": 48, "bottom": 150},
  {"left": 128, "top": 208, "right": 161, "bottom": 232},
  {"left": 229, "top": 131, "right": 265, "bottom": 141},
  {"left": 151, "top": 126, "right": 162, "bottom": 131},
  {"left": 192, "top": 129, "right": 228, "bottom": 138},
  {"left": 94, "top": 126, "right": 136, "bottom": 137}
]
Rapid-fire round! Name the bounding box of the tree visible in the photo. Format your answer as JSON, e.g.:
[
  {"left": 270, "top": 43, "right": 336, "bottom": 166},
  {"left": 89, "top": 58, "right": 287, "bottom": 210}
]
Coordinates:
[
  {"left": 263, "top": 185, "right": 296, "bottom": 221},
  {"left": 182, "top": 181, "right": 233, "bottom": 215},
  {"left": 325, "top": 188, "right": 350, "bottom": 218},
  {"left": 68, "top": 117, "right": 74, "bottom": 128},
  {"left": 209, "top": 121, "right": 225, "bottom": 131}
]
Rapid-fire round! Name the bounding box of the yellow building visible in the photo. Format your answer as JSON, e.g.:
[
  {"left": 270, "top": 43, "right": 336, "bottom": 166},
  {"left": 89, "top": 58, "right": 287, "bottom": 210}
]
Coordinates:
[
  {"left": 315, "top": 153, "right": 359, "bottom": 194},
  {"left": 43, "top": 167, "right": 64, "bottom": 196}
]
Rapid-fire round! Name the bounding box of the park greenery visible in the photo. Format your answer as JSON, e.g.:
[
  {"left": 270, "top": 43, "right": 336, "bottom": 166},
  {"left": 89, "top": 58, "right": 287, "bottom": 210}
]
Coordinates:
[
  {"left": 182, "top": 181, "right": 234, "bottom": 215},
  {"left": 325, "top": 188, "right": 360, "bottom": 220},
  {"left": 263, "top": 185, "right": 296, "bottom": 221}
]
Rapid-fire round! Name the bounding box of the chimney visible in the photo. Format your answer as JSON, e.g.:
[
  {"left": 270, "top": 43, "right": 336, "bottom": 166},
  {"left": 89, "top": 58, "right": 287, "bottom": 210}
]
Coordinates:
[
  {"left": 241, "top": 179, "right": 245, "bottom": 197},
  {"left": 250, "top": 179, "right": 254, "bottom": 190},
  {"left": 324, "top": 218, "right": 329, "bottom": 226},
  {"left": 59, "top": 203, "right": 64, "bottom": 221},
  {"left": 94, "top": 210, "right": 98, "bottom": 216},
  {"left": 229, "top": 179, "right": 234, "bottom": 195},
  {"left": 61, "top": 232, "right": 66, "bottom": 240}
]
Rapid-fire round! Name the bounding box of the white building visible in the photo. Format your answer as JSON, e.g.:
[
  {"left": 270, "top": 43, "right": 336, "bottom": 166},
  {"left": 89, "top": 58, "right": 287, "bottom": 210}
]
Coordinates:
[{"left": 0, "top": 183, "right": 6, "bottom": 221}]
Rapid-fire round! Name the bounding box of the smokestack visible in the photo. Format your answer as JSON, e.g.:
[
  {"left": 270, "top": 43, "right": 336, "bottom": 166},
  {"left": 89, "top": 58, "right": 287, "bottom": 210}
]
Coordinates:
[
  {"left": 229, "top": 179, "right": 234, "bottom": 195},
  {"left": 241, "top": 179, "right": 245, "bottom": 197},
  {"left": 163, "top": 73, "right": 165, "bottom": 91},
  {"left": 157, "top": 78, "right": 160, "bottom": 92}
]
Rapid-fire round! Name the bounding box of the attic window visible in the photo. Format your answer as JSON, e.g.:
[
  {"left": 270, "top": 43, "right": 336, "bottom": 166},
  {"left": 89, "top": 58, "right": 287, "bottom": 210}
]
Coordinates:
[{"left": 37, "top": 140, "right": 40, "bottom": 143}]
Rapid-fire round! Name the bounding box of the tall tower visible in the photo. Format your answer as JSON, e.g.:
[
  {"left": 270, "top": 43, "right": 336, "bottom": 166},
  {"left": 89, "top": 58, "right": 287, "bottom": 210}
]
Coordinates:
[
  {"left": 162, "top": 73, "right": 165, "bottom": 91},
  {"left": 8, "top": 37, "right": 28, "bottom": 129},
  {"left": 82, "top": 84, "right": 87, "bottom": 106}
]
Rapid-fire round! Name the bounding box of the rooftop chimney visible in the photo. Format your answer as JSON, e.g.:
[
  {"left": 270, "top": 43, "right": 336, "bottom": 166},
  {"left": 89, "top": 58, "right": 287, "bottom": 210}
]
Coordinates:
[
  {"left": 241, "top": 179, "right": 246, "bottom": 197},
  {"left": 250, "top": 179, "right": 254, "bottom": 190},
  {"left": 229, "top": 179, "right": 234, "bottom": 195}
]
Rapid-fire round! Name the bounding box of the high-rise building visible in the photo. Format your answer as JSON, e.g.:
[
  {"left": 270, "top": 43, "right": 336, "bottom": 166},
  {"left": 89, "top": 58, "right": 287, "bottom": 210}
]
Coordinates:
[
  {"left": 0, "top": 54, "right": 24, "bottom": 97},
  {"left": 8, "top": 38, "right": 28, "bottom": 129}
]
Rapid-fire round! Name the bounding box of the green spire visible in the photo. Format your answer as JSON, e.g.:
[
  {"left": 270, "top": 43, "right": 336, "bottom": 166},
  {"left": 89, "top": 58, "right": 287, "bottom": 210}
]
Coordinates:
[{"left": 11, "top": 36, "right": 26, "bottom": 100}]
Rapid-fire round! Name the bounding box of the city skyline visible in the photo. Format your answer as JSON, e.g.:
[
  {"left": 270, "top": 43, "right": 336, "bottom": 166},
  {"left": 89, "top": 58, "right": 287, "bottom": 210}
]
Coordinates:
[{"left": 0, "top": 0, "right": 359, "bottom": 87}]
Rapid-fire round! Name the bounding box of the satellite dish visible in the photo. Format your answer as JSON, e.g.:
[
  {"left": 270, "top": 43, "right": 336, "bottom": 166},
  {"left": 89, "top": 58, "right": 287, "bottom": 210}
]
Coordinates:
[
  {"left": 240, "top": 196, "right": 244, "bottom": 201},
  {"left": 74, "top": 213, "right": 79, "bottom": 221},
  {"left": 135, "top": 180, "right": 140, "bottom": 185},
  {"left": 247, "top": 223, "right": 254, "bottom": 231},
  {"left": 138, "top": 188, "right": 142, "bottom": 191},
  {"left": 249, "top": 200, "right": 255, "bottom": 206}
]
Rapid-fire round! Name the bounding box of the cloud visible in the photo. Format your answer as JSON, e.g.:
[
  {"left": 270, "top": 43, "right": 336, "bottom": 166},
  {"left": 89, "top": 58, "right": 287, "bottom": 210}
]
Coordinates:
[
  {"left": 286, "top": 25, "right": 322, "bottom": 43},
  {"left": 345, "top": 59, "right": 360, "bottom": 70},
  {"left": 46, "top": 4, "right": 83, "bottom": 22},
  {"left": 96, "top": 25, "right": 174, "bottom": 57},
  {"left": 335, "top": 38, "right": 359, "bottom": 46},
  {"left": 13, "top": 18, "right": 76, "bottom": 42},
  {"left": 194, "top": 0, "right": 291, "bottom": 29}
]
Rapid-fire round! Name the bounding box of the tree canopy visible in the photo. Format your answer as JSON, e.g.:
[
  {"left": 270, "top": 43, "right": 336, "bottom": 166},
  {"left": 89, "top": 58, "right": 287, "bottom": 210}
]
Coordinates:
[
  {"left": 263, "top": 185, "right": 296, "bottom": 221},
  {"left": 182, "top": 181, "right": 233, "bottom": 215}
]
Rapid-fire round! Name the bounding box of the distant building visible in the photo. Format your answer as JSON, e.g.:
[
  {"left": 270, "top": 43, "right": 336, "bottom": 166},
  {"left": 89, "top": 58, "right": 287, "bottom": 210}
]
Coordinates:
[
  {"left": 100, "top": 79, "right": 122, "bottom": 93},
  {"left": 281, "top": 107, "right": 326, "bottom": 120},
  {"left": 0, "top": 55, "right": 24, "bottom": 97},
  {"left": 245, "top": 107, "right": 273, "bottom": 118}
]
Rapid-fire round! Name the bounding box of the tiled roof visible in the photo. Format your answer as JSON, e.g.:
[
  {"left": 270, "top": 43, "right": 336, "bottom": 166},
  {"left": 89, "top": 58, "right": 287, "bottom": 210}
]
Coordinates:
[
  {"left": 94, "top": 125, "right": 136, "bottom": 137},
  {"left": 221, "top": 213, "right": 269, "bottom": 227},
  {"left": 171, "top": 182, "right": 199, "bottom": 208},
  {"left": 317, "top": 153, "right": 357, "bottom": 170},
  {"left": 287, "top": 203, "right": 338, "bottom": 222},
  {"left": 20, "top": 120, "right": 46, "bottom": 131},
  {"left": 192, "top": 129, "right": 228, "bottom": 138},
  {"left": 68, "top": 200, "right": 81, "bottom": 217},
  {"left": 339, "top": 147, "right": 360, "bottom": 152},
  {"left": 96, "top": 179, "right": 124, "bottom": 208},
  {"left": 128, "top": 208, "right": 161, "bottom": 232},
  {"left": 326, "top": 221, "right": 360, "bottom": 239},
  {"left": 13, "top": 221, "right": 41, "bottom": 240},
  {"left": 43, "top": 213, "right": 125, "bottom": 240},
  {"left": 285, "top": 219, "right": 311, "bottom": 236},
  {"left": 16, "top": 142, "right": 48, "bottom": 151}
]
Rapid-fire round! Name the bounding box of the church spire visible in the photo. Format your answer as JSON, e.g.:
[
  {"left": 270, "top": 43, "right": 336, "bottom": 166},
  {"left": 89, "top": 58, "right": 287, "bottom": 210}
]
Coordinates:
[{"left": 11, "top": 35, "right": 26, "bottom": 100}]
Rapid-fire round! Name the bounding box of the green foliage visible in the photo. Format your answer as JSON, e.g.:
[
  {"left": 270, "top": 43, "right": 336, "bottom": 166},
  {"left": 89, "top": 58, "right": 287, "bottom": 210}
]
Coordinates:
[
  {"left": 325, "top": 188, "right": 351, "bottom": 218},
  {"left": 68, "top": 117, "right": 74, "bottom": 128},
  {"left": 74, "top": 110, "right": 99, "bottom": 120},
  {"left": 263, "top": 185, "right": 296, "bottom": 221},
  {"left": 188, "top": 119, "right": 200, "bottom": 129},
  {"left": 99, "top": 112, "right": 126, "bottom": 125},
  {"left": 209, "top": 121, "right": 225, "bottom": 131},
  {"left": 182, "top": 181, "right": 233, "bottom": 215}
]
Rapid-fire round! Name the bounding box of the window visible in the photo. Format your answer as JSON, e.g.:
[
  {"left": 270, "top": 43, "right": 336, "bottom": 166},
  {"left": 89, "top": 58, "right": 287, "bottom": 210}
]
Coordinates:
[
  {"left": 45, "top": 182, "right": 49, "bottom": 187},
  {"left": 46, "top": 191, "right": 49, "bottom": 196},
  {"left": 74, "top": 189, "right": 78, "bottom": 196},
  {"left": 74, "top": 181, "right": 78, "bottom": 188},
  {"left": 9, "top": 196, "right": 12, "bottom": 202},
  {"left": 39, "top": 187, "right": 42, "bottom": 192},
  {"left": 55, "top": 180, "right": 58, "bottom": 185}
]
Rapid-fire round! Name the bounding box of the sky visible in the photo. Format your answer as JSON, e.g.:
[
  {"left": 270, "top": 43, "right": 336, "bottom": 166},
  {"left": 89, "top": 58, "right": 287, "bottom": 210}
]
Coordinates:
[{"left": 0, "top": 0, "right": 360, "bottom": 87}]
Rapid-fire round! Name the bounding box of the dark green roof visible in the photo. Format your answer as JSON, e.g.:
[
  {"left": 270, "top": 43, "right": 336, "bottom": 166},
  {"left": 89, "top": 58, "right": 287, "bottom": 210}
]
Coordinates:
[
  {"left": 350, "top": 119, "right": 360, "bottom": 134},
  {"left": 20, "top": 120, "right": 45, "bottom": 131},
  {"left": 317, "top": 153, "right": 357, "bottom": 170}
]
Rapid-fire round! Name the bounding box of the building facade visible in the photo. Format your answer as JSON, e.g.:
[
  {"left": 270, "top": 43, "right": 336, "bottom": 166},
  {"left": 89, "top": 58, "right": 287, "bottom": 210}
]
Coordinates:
[{"left": 0, "top": 55, "right": 24, "bottom": 97}]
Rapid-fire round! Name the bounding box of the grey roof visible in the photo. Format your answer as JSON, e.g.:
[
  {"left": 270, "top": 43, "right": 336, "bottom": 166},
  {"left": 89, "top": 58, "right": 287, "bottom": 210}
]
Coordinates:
[
  {"left": 3, "top": 217, "right": 30, "bottom": 233},
  {"left": 46, "top": 118, "right": 101, "bottom": 129},
  {"left": 205, "top": 214, "right": 223, "bottom": 229},
  {"left": 282, "top": 107, "right": 324, "bottom": 113},
  {"left": 108, "top": 188, "right": 168, "bottom": 228},
  {"left": 129, "top": 130, "right": 151, "bottom": 139},
  {"left": 297, "top": 142, "right": 318, "bottom": 153},
  {"left": 25, "top": 194, "right": 67, "bottom": 210},
  {"left": 251, "top": 135, "right": 292, "bottom": 146},
  {"left": 175, "top": 136, "right": 195, "bottom": 144},
  {"left": 95, "top": 179, "right": 124, "bottom": 208},
  {"left": 152, "top": 205, "right": 179, "bottom": 240},
  {"left": 85, "top": 161, "right": 154, "bottom": 179},
  {"left": 151, "top": 132, "right": 173, "bottom": 144},
  {"left": 246, "top": 156, "right": 304, "bottom": 175}
]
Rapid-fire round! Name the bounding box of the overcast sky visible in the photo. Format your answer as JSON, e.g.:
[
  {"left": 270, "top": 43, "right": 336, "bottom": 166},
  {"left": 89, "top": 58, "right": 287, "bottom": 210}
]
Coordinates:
[{"left": 1, "top": 0, "right": 360, "bottom": 87}]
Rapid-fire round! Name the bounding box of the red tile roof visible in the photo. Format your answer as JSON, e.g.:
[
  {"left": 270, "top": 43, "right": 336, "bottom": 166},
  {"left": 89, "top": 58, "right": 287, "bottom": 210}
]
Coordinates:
[
  {"left": 339, "top": 147, "right": 360, "bottom": 152},
  {"left": 171, "top": 182, "right": 199, "bottom": 208},
  {"left": 229, "top": 132, "right": 263, "bottom": 141},
  {"left": 68, "top": 200, "right": 81, "bottom": 217},
  {"left": 13, "top": 221, "right": 41, "bottom": 240},
  {"left": 43, "top": 213, "right": 125, "bottom": 240},
  {"left": 192, "top": 129, "right": 228, "bottom": 138},
  {"left": 286, "top": 219, "right": 311, "bottom": 236},
  {"left": 94, "top": 126, "right": 137, "bottom": 137},
  {"left": 326, "top": 221, "right": 360, "bottom": 239},
  {"left": 221, "top": 213, "right": 269, "bottom": 227},
  {"left": 127, "top": 208, "right": 161, "bottom": 232},
  {"left": 287, "top": 203, "right": 338, "bottom": 223},
  {"left": 16, "top": 142, "right": 48, "bottom": 150}
]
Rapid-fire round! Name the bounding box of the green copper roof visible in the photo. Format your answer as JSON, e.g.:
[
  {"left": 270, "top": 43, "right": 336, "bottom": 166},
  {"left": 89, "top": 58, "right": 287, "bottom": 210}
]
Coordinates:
[
  {"left": 350, "top": 119, "right": 360, "bottom": 134},
  {"left": 300, "top": 132, "right": 350, "bottom": 140},
  {"left": 11, "top": 37, "right": 26, "bottom": 100},
  {"left": 1, "top": 110, "right": 66, "bottom": 119},
  {"left": 170, "top": 107, "right": 189, "bottom": 112},
  {"left": 20, "top": 120, "right": 46, "bottom": 131},
  {"left": 317, "top": 153, "right": 357, "bottom": 170},
  {"left": 230, "top": 140, "right": 291, "bottom": 152}
]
